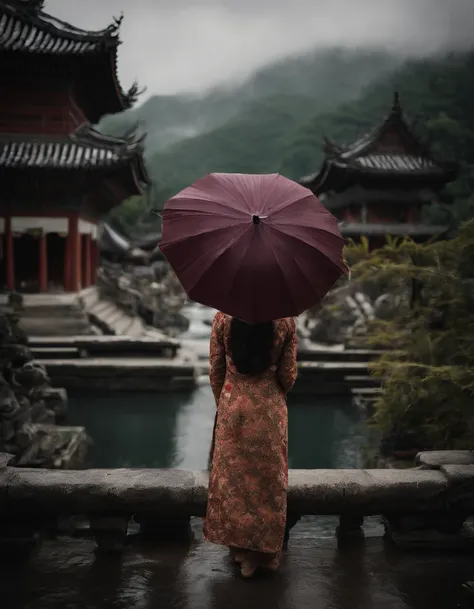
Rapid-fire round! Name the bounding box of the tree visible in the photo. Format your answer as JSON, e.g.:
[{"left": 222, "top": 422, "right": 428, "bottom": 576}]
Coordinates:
[{"left": 346, "top": 220, "right": 474, "bottom": 451}]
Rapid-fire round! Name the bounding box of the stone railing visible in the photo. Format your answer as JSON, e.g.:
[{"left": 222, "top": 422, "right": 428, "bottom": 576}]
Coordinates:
[{"left": 1, "top": 451, "right": 474, "bottom": 553}]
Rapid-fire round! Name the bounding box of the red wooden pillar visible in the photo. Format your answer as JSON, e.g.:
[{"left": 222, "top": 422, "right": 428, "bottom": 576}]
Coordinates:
[
  {"left": 90, "top": 240, "right": 98, "bottom": 285},
  {"left": 5, "top": 216, "right": 15, "bottom": 291},
  {"left": 39, "top": 231, "right": 48, "bottom": 293},
  {"left": 84, "top": 233, "right": 92, "bottom": 288},
  {"left": 77, "top": 226, "right": 82, "bottom": 290},
  {"left": 69, "top": 216, "right": 82, "bottom": 292}
]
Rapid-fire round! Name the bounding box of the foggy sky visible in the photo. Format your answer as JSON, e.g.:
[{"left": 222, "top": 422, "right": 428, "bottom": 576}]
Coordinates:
[{"left": 44, "top": 0, "right": 474, "bottom": 97}]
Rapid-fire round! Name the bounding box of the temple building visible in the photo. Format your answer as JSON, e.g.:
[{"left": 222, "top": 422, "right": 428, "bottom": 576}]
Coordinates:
[
  {"left": 0, "top": 0, "right": 149, "bottom": 293},
  {"left": 300, "top": 93, "right": 458, "bottom": 247}
]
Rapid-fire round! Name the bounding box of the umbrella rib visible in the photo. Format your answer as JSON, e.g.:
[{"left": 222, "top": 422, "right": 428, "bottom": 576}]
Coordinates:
[
  {"left": 181, "top": 226, "right": 252, "bottom": 293},
  {"left": 269, "top": 224, "right": 348, "bottom": 274},
  {"left": 192, "top": 229, "right": 256, "bottom": 308},
  {"left": 160, "top": 221, "right": 249, "bottom": 248},
  {"left": 259, "top": 227, "right": 302, "bottom": 314},
  {"left": 168, "top": 196, "right": 249, "bottom": 216},
  {"left": 270, "top": 220, "right": 345, "bottom": 242},
  {"left": 263, "top": 225, "right": 328, "bottom": 304}
]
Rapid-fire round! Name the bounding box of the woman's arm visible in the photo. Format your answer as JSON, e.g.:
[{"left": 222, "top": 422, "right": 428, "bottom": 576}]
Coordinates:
[
  {"left": 209, "top": 312, "right": 226, "bottom": 405},
  {"left": 277, "top": 317, "right": 298, "bottom": 393}
]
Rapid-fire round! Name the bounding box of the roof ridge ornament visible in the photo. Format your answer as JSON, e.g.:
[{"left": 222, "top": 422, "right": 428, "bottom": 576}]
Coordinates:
[
  {"left": 124, "top": 81, "right": 147, "bottom": 108},
  {"left": 107, "top": 12, "right": 123, "bottom": 35},
  {"left": 391, "top": 91, "right": 403, "bottom": 116},
  {"left": 322, "top": 135, "right": 341, "bottom": 157}
]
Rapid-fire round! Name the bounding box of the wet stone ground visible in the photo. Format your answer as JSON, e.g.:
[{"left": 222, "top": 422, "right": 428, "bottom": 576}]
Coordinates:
[{"left": 1, "top": 529, "right": 474, "bottom": 609}]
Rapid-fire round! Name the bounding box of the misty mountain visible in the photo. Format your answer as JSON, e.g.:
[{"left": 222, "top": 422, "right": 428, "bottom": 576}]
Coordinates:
[{"left": 99, "top": 47, "right": 401, "bottom": 157}]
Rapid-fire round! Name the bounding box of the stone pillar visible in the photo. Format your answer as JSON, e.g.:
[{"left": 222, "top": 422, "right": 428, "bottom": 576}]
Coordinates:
[
  {"left": 0, "top": 514, "right": 41, "bottom": 556},
  {"left": 136, "top": 514, "right": 192, "bottom": 543},
  {"left": 84, "top": 234, "right": 92, "bottom": 288},
  {"left": 38, "top": 231, "right": 48, "bottom": 293},
  {"left": 89, "top": 515, "right": 129, "bottom": 554},
  {"left": 5, "top": 216, "right": 15, "bottom": 291},
  {"left": 382, "top": 510, "right": 471, "bottom": 550},
  {"left": 336, "top": 514, "right": 364, "bottom": 540}
]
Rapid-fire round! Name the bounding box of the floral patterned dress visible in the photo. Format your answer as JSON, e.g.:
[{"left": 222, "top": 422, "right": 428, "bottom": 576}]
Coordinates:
[{"left": 203, "top": 312, "right": 298, "bottom": 564}]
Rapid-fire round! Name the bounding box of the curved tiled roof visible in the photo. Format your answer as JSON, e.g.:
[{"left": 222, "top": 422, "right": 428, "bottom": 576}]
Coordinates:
[
  {"left": 0, "top": 1, "right": 121, "bottom": 54},
  {"left": 301, "top": 93, "right": 458, "bottom": 192},
  {"left": 0, "top": 1, "right": 140, "bottom": 112},
  {"left": 0, "top": 124, "right": 149, "bottom": 184}
]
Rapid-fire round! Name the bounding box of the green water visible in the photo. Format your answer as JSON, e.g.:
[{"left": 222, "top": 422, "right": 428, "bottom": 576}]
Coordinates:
[{"left": 68, "top": 382, "right": 367, "bottom": 470}]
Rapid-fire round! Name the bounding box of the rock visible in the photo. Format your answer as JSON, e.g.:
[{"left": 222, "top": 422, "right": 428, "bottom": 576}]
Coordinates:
[
  {"left": 416, "top": 451, "right": 474, "bottom": 469},
  {"left": 301, "top": 278, "right": 410, "bottom": 347},
  {"left": 0, "top": 310, "right": 87, "bottom": 468},
  {"left": 0, "top": 420, "right": 16, "bottom": 442},
  {"left": 32, "top": 387, "right": 67, "bottom": 421},
  {"left": 440, "top": 464, "right": 474, "bottom": 492},
  {"left": 0, "top": 452, "right": 14, "bottom": 468},
  {"left": 16, "top": 423, "right": 40, "bottom": 449},
  {"left": 11, "top": 361, "right": 50, "bottom": 390},
  {"left": 0, "top": 386, "right": 20, "bottom": 418}
]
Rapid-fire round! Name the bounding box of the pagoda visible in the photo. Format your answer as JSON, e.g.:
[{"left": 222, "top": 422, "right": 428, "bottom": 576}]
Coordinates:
[
  {"left": 0, "top": 0, "right": 149, "bottom": 293},
  {"left": 300, "top": 93, "right": 458, "bottom": 247}
]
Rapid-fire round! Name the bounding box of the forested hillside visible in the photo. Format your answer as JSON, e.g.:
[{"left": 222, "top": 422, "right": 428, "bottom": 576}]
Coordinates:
[{"left": 107, "top": 48, "right": 474, "bottom": 233}]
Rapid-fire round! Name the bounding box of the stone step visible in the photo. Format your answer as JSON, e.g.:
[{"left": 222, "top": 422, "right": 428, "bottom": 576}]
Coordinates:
[
  {"left": 113, "top": 314, "right": 135, "bottom": 336},
  {"left": 38, "top": 357, "right": 198, "bottom": 392},
  {"left": 30, "top": 347, "right": 81, "bottom": 360},
  {"left": 20, "top": 317, "right": 93, "bottom": 337},
  {"left": 102, "top": 307, "right": 126, "bottom": 328},
  {"left": 298, "top": 347, "right": 384, "bottom": 362},
  {"left": 350, "top": 386, "right": 381, "bottom": 395},
  {"left": 79, "top": 287, "right": 100, "bottom": 308},
  {"left": 345, "top": 375, "right": 381, "bottom": 387},
  {"left": 127, "top": 318, "right": 146, "bottom": 337},
  {"left": 89, "top": 301, "right": 116, "bottom": 317},
  {"left": 27, "top": 335, "right": 180, "bottom": 358},
  {"left": 15, "top": 305, "right": 85, "bottom": 318}
]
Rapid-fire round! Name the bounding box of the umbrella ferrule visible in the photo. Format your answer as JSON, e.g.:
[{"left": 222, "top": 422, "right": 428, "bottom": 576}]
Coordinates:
[{"left": 252, "top": 215, "right": 260, "bottom": 225}]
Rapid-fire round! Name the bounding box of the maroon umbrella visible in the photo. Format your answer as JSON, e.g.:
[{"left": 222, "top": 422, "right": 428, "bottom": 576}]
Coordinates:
[{"left": 159, "top": 173, "right": 348, "bottom": 324}]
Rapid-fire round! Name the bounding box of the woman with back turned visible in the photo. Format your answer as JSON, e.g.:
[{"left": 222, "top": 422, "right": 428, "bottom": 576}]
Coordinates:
[{"left": 203, "top": 312, "right": 298, "bottom": 578}]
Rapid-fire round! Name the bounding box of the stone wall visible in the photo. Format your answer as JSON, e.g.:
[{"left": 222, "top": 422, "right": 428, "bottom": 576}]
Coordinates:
[
  {"left": 1, "top": 451, "right": 473, "bottom": 553},
  {"left": 0, "top": 308, "right": 89, "bottom": 468}
]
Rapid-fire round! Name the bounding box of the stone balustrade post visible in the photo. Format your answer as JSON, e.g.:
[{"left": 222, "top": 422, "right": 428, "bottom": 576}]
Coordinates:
[
  {"left": 89, "top": 514, "right": 129, "bottom": 553},
  {"left": 336, "top": 514, "right": 364, "bottom": 540},
  {"left": 135, "top": 514, "right": 193, "bottom": 543}
]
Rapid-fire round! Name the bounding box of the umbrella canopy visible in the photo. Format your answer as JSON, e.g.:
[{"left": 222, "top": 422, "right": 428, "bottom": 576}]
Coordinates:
[{"left": 159, "top": 173, "right": 348, "bottom": 324}]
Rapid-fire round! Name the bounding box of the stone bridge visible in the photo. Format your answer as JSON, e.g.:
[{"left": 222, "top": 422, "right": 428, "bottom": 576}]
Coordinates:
[{"left": 1, "top": 451, "right": 474, "bottom": 554}]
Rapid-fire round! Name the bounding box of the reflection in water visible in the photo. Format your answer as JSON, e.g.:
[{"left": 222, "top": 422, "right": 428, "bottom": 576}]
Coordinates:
[
  {"left": 3, "top": 537, "right": 474, "bottom": 609},
  {"left": 68, "top": 385, "right": 366, "bottom": 470},
  {"left": 327, "top": 541, "right": 375, "bottom": 609}
]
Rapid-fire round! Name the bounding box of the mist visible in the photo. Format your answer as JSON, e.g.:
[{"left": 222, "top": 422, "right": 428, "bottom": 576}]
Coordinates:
[{"left": 43, "top": 0, "right": 474, "bottom": 97}]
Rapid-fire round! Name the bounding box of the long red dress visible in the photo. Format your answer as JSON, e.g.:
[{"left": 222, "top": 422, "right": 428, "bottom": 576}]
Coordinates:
[{"left": 203, "top": 312, "right": 298, "bottom": 565}]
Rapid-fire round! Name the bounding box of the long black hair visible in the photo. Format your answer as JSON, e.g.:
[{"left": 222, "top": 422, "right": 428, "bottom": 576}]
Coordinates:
[{"left": 230, "top": 317, "right": 274, "bottom": 376}]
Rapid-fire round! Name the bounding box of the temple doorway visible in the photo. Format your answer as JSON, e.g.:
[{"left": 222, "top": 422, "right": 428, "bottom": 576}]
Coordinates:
[
  {"left": 46, "top": 233, "right": 66, "bottom": 292},
  {"left": 13, "top": 233, "right": 39, "bottom": 293}
]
